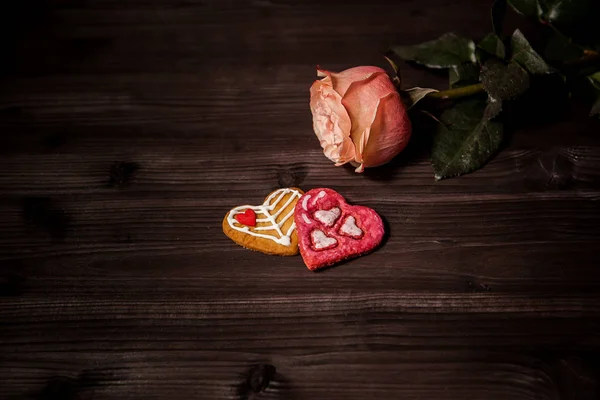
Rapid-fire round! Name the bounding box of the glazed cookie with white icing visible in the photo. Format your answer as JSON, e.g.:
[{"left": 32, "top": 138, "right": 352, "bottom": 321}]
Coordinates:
[{"left": 222, "top": 187, "right": 304, "bottom": 256}]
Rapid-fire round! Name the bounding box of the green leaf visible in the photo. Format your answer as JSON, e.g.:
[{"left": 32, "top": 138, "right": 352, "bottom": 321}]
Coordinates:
[
  {"left": 492, "top": 0, "right": 507, "bottom": 34},
  {"left": 508, "top": 0, "right": 599, "bottom": 44},
  {"left": 383, "top": 55, "right": 402, "bottom": 87},
  {"left": 507, "top": 0, "right": 541, "bottom": 19},
  {"left": 400, "top": 87, "right": 439, "bottom": 109},
  {"left": 390, "top": 33, "right": 477, "bottom": 69},
  {"left": 449, "top": 64, "right": 480, "bottom": 89},
  {"left": 432, "top": 99, "right": 504, "bottom": 180},
  {"left": 591, "top": 95, "right": 600, "bottom": 117},
  {"left": 484, "top": 96, "right": 503, "bottom": 120},
  {"left": 579, "top": 65, "right": 600, "bottom": 81},
  {"left": 588, "top": 74, "right": 600, "bottom": 117},
  {"left": 383, "top": 55, "right": 399, "bottom": 74},
  {"left": 478, "top": 33, "right": 506, "bottom": 60},
  {"left": 589, "top": 72, "right": 600, "bottom": 89},
  {"left": 480, "top": 59, "right": 530, "bottom": 100},
  {"left": 511, "top": 29, "right": 554, "bottom": 75},
  {"left": 541, "top": 0, "right": 599, "bottom": 35},
  {"left": 544, "top": 31, "right": 584, "bottom": 62},
  {"left": 440, "top": 98, "right": 487, "bottom": 125}
]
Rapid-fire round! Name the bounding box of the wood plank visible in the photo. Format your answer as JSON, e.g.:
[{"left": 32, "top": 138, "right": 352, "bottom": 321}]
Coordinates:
[
  {"left": 1, "top": 240, "right": 599, "bottom": 293},
  {"left": 1, "top": 143, "right": 600, "bottom": 194},
  {"left": 2, "top": 291, "right": 599, "bottom": 352},
  {"left": 6, "top": 1, "right": 492, "bottom": 75},
  {"left": 2, "top": 350, "right": 590, "bottom": 400}
]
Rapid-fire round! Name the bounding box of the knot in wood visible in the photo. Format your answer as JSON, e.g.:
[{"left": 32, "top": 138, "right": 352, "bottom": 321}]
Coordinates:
[{"left": 247, "top": 363, "right": 276, "bottom": 393}]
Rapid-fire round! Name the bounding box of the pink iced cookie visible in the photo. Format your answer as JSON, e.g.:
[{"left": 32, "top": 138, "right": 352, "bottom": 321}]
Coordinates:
[{"left": 294, "top": 188, "right": 385, "bottom": 271}]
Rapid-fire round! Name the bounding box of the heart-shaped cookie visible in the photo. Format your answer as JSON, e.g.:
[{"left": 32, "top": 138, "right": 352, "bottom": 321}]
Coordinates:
[
  {"left": 223, "top": 187, "right": 304, "bottom": 256},
  {"left": 294, "top": 188, "right": 384, "bottom": 270}
]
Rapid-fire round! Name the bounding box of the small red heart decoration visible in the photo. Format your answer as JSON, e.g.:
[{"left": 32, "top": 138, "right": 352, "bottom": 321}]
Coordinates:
[
  {"left": 294, "top": 188, "right": 384, "bottom": 271},
  {"left": 235, "top": 209, "right": 257, "bottom": 227}
]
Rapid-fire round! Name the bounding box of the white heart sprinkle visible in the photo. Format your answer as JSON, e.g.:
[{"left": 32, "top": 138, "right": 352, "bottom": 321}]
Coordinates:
[
  {"left": 314, "top": 207, "right": 341, "bottom": 227},
  {"left": 311, "top": 229, "right": 337, "bottom": 249},
  {"left": 340, "top": 215, "right": 362, "bottom": 238}
]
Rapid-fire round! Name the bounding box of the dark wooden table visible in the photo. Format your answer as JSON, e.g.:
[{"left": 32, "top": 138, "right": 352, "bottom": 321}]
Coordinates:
[{"left": 1, "top": 0, "right": 600, "bottom": 399}]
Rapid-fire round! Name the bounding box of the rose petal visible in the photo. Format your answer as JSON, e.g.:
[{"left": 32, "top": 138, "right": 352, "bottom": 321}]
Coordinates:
[
  {"left": 340, "top": 72, "right": 397, "bottom": 164},
  {"left": 360, "top": 91, "right": 411, "bottom": 170},
  {"left": 309, "top": 76, "right": 355, "bottom": 165},
  {"left": 318, "top": 66, "right": 387, "bottom": 97}
]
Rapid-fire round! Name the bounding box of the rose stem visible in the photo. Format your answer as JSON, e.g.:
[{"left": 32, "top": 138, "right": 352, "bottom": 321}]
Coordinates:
[
  {"left": 564, "top": 50, "right": 600, "bottom": 69},
  {"left": 426, "top": 83, "right": 485, "bottom": 101}
]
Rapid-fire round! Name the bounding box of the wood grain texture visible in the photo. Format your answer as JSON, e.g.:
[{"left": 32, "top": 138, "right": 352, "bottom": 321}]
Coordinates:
[{"left": 1, "top": 0, "right": 600, "bottom": 399}]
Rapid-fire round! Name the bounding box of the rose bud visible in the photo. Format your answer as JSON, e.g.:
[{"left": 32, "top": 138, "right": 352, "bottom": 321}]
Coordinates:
[{"left": 309, "top": 66, "right": 412, "bottom": 172}]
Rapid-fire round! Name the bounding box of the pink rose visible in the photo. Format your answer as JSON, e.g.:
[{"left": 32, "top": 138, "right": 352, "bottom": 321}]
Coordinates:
[{"left": 309, "top": 66, "right": 412, "bottom": 172}]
